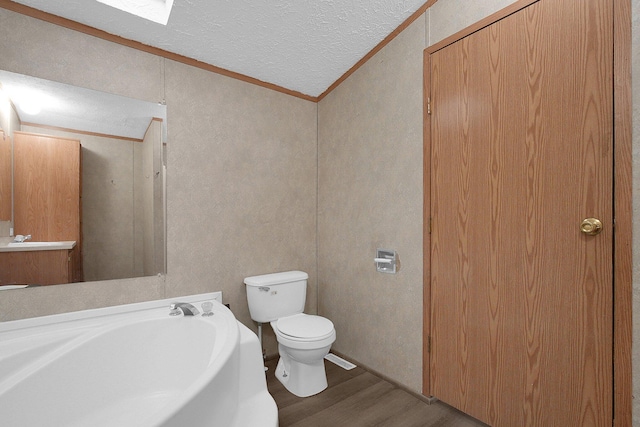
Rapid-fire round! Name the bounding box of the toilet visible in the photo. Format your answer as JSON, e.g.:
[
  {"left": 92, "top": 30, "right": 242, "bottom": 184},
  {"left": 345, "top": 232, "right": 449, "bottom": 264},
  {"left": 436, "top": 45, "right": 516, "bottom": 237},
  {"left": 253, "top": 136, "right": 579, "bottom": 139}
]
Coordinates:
[{"left": 244, "top": 270, "right": 336, "bottom": 397}]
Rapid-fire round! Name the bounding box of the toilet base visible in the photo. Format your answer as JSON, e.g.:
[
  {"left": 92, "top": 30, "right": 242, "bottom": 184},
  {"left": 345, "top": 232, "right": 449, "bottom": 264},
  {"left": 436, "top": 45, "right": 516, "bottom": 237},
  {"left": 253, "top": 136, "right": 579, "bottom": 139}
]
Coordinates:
[{"left": 274, "top": 348, "right": 329, "bottom": 397}]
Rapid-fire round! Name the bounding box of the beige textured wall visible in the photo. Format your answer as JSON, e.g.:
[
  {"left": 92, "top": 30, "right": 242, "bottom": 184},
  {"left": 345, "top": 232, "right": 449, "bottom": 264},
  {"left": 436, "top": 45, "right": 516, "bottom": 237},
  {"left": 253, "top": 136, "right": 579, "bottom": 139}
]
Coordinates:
[
  {"left": 427, "top": 0, "right": 519, "bottom": 44},
  {"left": 137, "top": 118, "right": 159, "bottom": 277},
  {"left": 0, "top": 8, "right": 318, "bottom": 355},
  {"left": 0, "top": 221, "right": 10, "bottom": 237},
  {"left": 0, "top": 85, "right": 20, "bottom": 137},
  {"left": 318, "top": 16, "right": 426, "bottom": 392},
  {"left": 162, "top": 59, "right": 318, "bottom": 355}
]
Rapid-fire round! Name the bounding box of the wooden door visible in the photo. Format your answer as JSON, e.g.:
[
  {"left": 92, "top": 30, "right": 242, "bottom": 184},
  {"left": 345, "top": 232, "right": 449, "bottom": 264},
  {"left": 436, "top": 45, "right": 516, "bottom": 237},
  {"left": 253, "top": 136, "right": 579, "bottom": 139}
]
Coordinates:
[
  {"left": 428, "top": 0, "right": 613, "bottom": 425},
  {"left": 0, "top": 130, "right": 11, "bottom": 221},
  {"left": 13, "top": 132, "right": 81, "bottom": 242}
]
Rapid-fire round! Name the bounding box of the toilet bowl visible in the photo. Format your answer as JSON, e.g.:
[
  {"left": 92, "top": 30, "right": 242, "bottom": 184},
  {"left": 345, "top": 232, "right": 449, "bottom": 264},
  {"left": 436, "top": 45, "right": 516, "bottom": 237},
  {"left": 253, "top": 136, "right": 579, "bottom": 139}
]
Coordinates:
[
  {"left": 244, "top": 271, "right": 336, "bottom": 397},
  {"left": 271, "top": 313, "right": 336, "bottom": 397}
]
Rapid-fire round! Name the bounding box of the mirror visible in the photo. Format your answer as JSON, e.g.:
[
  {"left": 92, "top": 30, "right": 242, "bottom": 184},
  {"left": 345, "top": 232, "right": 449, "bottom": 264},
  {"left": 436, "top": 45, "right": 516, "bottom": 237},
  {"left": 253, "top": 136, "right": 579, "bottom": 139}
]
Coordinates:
[{"left": 0, "top": 70, "right": 166, "bottom": 287}]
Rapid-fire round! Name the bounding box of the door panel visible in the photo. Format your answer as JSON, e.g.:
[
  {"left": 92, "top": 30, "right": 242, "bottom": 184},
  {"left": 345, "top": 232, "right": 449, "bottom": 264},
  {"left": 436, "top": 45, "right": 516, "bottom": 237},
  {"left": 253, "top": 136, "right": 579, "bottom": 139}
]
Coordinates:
[
  {"left": 0, "top": 130, "right": 11, "bottom": 221},
  {"left": 13, "top": 132, "right": 81, "bottom": 242},
  {"left": 429, "top": 0, "right": 613, "bottom": 425}
]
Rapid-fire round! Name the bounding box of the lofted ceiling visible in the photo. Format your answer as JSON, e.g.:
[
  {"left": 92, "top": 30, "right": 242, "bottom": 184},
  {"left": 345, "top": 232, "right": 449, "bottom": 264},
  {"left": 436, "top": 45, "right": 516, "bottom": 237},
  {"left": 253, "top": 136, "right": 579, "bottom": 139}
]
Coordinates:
[
  {"left": 8, "top": 0, "right": 430, "bottom": 98},
  {"left": 0, "top": 70, "right": 166, "bottom": 141}
]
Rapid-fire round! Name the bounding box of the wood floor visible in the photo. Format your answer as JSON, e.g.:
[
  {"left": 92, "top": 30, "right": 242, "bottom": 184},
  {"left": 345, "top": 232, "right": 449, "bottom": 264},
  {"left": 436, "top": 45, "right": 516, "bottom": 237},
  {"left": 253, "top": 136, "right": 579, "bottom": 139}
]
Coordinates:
[{"left": 265, "top": 356, "right": 488, "bottom": 427}]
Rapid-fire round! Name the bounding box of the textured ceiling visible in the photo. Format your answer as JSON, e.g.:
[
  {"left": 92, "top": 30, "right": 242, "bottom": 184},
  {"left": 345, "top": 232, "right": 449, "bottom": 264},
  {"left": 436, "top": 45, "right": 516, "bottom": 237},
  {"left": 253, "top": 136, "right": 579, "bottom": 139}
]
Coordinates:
[
  {"left": 0, "top": 70, "right": 166, "bottom": 140},
  {"left": 10, "top": 0, "right": 428, "bottom": 97}
]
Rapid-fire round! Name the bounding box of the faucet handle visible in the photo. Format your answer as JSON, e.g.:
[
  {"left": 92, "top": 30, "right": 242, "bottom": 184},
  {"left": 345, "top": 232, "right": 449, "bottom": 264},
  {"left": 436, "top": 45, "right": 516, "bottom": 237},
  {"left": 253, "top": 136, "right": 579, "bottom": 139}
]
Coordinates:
[
  {"left": 201, "top": 301, "right": 214, "bottom": 317},
  {"left": 169, "top": 303, "right": 182, "bottom": 316}
]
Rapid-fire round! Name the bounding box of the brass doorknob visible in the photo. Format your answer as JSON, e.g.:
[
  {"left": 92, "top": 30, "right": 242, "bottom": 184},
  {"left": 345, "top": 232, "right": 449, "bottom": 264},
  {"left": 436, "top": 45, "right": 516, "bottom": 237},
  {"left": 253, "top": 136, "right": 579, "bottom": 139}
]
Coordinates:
[{"left": 580, "top": 218, "right": 603, "bottom": 236}]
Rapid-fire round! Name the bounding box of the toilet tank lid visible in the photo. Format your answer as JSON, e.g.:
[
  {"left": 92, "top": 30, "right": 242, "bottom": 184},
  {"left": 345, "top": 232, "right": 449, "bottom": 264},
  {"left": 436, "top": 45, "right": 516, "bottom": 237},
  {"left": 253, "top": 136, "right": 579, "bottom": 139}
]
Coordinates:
[{"left": 244, "top": 270, "right": 309, "bottom": 287}]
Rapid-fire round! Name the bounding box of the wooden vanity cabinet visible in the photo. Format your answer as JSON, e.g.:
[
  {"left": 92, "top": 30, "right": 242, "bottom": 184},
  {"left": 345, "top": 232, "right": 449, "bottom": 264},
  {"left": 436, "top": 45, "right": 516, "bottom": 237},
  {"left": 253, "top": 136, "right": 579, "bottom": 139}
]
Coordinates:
[{"left": 0, "top": 246, "right": 79, "bottom": 286}]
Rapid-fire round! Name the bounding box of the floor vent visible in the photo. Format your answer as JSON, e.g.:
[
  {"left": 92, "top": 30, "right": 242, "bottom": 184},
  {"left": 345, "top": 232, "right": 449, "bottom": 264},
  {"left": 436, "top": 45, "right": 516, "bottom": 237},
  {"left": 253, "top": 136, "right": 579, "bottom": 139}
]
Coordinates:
[{"left": 325, "top": 353, "right": 357, "bottom": 370}]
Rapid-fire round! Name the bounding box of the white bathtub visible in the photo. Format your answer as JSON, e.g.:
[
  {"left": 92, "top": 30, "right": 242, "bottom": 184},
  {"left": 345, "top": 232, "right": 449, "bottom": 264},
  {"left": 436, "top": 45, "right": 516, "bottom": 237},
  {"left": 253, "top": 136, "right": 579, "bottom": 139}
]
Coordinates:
[{"left": 0, "top": 292, "right": 278, "bottom": 427}]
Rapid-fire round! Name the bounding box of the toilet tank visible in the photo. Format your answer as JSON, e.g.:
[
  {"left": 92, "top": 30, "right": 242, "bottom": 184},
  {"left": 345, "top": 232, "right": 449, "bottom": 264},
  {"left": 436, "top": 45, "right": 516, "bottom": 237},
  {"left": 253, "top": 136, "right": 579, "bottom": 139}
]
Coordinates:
[{"left": 244, "top": 271, "right": 308, "bottom": 323}]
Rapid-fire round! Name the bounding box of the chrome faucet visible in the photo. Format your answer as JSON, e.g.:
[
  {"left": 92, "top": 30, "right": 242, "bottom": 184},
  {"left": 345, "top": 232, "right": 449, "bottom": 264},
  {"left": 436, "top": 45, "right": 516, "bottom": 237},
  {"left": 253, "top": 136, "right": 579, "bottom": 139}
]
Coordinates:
[
  {"left": 13, "top": 234, "right": 31, "bottom": 243},
  {"left": 169, "top": 302, "right": 200, "bottom": 316}
]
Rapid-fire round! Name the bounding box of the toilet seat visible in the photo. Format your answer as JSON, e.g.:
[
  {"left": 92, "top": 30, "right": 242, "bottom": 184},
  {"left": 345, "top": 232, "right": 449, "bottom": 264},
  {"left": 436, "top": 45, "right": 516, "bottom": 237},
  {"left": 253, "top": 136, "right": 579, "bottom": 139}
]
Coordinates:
[{"left": 276, "top": 313, "right": 334, "bottom": 340}]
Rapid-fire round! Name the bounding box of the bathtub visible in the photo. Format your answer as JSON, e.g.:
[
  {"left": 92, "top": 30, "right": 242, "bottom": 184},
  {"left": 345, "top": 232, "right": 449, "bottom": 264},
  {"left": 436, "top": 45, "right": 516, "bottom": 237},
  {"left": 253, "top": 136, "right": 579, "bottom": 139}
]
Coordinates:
[{"left": 0, "top": 292, "right": 278, "bottom": 427}]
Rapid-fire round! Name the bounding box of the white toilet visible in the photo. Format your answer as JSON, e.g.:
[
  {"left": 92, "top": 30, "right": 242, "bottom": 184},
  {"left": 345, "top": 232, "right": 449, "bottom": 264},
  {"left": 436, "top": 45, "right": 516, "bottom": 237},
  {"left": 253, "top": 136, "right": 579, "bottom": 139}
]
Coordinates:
[{"left": 244, "top": 270, "right": 336, "bottom": 397}]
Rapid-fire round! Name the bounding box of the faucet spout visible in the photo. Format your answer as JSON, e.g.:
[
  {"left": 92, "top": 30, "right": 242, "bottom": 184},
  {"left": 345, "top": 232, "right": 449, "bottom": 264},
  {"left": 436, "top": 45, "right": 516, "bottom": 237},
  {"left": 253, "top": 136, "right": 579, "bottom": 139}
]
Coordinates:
[{"left": 169, "top": 302, "right": 200, "bottom": 316}]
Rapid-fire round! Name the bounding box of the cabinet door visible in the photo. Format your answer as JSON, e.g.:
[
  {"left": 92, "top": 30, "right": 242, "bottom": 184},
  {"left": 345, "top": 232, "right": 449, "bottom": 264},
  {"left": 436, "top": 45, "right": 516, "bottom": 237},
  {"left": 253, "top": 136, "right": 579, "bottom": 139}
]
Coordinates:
[{"left": 0, "top": 250, "right": 70, "bottom": 285}]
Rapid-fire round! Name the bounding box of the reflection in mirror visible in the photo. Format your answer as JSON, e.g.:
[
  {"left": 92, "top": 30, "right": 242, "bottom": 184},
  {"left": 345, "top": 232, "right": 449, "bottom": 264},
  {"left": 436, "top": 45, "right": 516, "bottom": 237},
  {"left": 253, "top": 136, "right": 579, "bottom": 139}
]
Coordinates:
[
  {"left": 0, "top": 70, "right": 166, "bottom": 289},
  {"left": 0, "top": 128, "right": 9, "bottom": 224}
]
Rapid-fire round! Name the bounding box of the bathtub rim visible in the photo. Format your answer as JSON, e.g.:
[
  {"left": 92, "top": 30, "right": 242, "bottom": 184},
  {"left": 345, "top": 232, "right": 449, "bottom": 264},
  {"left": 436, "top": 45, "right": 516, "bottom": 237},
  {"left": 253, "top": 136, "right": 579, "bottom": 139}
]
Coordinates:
[{"left": 0, "top": 291, "right": 223, "bottom": 334}]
